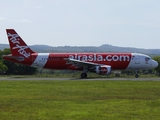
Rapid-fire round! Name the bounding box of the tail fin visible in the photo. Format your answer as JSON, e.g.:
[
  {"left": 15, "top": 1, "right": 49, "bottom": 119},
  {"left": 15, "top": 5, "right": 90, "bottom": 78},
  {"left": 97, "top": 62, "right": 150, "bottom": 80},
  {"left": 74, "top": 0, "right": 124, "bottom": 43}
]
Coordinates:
[{"left": 6, "top": 29, "right": 35, "bottom": 58}]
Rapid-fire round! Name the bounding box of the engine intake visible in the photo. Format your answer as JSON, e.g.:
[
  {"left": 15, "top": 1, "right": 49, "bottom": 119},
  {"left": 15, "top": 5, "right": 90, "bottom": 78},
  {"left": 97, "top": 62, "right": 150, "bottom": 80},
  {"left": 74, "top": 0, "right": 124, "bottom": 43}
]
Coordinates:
[{"left": 95, "top": 65, "right": 111, "bottom": 75}]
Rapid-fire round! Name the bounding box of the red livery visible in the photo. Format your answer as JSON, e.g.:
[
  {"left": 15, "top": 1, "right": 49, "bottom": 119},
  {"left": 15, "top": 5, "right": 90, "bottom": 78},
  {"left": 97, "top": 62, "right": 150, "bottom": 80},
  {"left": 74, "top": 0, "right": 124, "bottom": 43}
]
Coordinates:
[{"left": 3, "top": 29, "right": 158, "bottom": 78}]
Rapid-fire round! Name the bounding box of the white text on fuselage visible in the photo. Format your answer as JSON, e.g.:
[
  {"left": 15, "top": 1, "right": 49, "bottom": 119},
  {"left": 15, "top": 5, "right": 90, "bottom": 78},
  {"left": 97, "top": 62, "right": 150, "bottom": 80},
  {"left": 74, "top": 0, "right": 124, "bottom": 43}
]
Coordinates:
[
  {"left": 8, "top": 33, "right": 30, "bottom": 58},
  {"left": 69, "top": 54, "right": 130, "bottom": 62}
]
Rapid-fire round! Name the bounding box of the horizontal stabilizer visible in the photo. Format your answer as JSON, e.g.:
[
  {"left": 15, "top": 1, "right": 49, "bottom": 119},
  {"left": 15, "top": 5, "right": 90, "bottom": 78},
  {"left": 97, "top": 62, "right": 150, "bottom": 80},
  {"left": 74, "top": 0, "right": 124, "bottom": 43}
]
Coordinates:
[{"left": 3, "top": 55, "right": 24, "bottom": 61}]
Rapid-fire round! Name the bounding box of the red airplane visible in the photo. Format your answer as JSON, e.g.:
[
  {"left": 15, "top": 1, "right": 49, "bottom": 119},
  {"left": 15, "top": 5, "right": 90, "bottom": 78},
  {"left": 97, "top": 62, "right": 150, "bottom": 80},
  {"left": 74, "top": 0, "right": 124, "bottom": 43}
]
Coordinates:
[{"left": 3, "top": 29, "right": 158, "bottom": 78}]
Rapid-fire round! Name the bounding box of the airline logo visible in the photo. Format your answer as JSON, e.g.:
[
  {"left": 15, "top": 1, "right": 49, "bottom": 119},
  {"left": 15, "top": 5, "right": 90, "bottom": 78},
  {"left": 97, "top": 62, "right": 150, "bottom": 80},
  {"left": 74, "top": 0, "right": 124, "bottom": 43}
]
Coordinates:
[
  {"left": 7, "top": 33, "right": 30, "bottom": 58},
  {"left": 100, "top": 67, "right": 108, "bottom": 74},
  {"left": 69, "top": 54, "right": 130, "bottom": 62}
]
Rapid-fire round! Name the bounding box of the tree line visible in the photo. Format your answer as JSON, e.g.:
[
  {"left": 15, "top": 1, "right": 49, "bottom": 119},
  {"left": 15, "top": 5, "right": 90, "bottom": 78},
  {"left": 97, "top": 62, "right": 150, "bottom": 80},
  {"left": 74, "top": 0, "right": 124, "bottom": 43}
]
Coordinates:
[
  {"left": 0, "top": 48, "right": 160, "bottom": 75},
  {"left": 0, "top": 48, "right": 37, "bottom": 75}
]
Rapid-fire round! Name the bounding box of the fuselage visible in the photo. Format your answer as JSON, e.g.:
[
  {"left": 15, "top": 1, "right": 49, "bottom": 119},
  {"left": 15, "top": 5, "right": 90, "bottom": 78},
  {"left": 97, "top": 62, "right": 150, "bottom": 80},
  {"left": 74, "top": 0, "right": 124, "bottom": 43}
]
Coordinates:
[{"left": 4, "top": 52, "right": 158, "bottom": 71}]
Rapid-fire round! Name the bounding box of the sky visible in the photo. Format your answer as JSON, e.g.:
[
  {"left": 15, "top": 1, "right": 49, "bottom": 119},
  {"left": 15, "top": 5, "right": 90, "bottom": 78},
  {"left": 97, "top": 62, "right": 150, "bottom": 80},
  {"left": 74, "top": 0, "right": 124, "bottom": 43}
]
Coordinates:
[{"left": 0, "top": 0, "right": 160, "bottom": 49}]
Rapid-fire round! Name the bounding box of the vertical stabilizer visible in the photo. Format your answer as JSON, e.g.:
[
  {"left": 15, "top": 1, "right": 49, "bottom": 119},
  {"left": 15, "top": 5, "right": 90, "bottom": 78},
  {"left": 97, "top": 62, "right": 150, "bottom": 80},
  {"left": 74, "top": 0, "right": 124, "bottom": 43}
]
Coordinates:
[{"left": 6, "top": 29, "right": 35, "bottom": 58}]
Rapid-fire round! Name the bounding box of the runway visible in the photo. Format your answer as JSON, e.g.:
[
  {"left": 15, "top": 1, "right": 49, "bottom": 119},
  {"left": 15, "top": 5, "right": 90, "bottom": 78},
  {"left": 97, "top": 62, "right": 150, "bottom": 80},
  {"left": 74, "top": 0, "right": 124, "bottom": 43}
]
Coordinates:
[{"left": 0, "top": 77, "right": 160, "bottom": 81}]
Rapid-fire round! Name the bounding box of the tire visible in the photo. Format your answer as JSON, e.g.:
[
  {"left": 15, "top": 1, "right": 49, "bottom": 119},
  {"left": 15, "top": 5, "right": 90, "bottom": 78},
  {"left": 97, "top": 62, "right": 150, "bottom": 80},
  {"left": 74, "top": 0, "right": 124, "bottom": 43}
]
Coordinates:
[
  {"left": 135, "top": 74, "right": 139, "bottom": 78},
  {"left": 81, "top": 73, "right": 87, "bottom": 78}
]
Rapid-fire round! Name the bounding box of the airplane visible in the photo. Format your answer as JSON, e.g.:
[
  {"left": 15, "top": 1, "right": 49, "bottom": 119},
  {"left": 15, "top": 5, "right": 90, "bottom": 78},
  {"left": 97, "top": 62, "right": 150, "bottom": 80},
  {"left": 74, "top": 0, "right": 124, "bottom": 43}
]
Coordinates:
[{"left": 3, "top": 29, "right": 158, "bottom": 78}]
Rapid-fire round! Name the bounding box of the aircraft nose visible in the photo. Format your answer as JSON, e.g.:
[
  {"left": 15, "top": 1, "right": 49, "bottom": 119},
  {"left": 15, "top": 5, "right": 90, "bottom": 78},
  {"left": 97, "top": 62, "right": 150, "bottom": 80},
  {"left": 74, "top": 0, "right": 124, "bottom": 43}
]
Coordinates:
[{"left": 152, "top": 60, "right": 158, "bottom": 68}]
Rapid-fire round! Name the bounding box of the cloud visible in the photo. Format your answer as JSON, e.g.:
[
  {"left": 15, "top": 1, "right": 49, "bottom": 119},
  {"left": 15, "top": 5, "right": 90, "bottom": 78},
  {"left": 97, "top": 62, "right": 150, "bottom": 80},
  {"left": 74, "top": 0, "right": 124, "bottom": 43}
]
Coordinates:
[
  {"left": 0, "top": 17, "right": 32, "bottom": 23},
  {"left": 9, "top": 19, "right": 32, "bottom": 23},
  {"left": 0, "top": 17, "right": 7, "bottom": 21},
  {"left": 137, "top": 22, "right": 155, "bottom": 26},
  {"left": 137, "top": 22, "right": 160, "bottom": 28},
  {"left": 32, "top": 5, "right": 43, "bottom": 9},
  {"left": 21, "top": 19, "right": 32, "bottom": 23},
  {"left": 24, "top": 5, "right": 43, "bottom": 9}
]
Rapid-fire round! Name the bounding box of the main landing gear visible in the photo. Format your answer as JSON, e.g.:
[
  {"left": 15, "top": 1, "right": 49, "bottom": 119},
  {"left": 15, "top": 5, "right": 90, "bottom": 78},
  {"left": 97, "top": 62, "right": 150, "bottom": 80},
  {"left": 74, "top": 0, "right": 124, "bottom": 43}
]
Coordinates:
[
  {"left": 81, "top": 67, "right": 88, "bottom": 79},
  {"left": 81, "top": 73, "right": 87, "bottom": 79}
]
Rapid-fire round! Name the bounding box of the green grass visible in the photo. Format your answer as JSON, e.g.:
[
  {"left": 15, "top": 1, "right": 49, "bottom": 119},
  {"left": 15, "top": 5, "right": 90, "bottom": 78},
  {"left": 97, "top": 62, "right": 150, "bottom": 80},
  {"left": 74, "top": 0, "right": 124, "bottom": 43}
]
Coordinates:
[{"left": 0, "top": 80, "right": 160, "bottom": 120}]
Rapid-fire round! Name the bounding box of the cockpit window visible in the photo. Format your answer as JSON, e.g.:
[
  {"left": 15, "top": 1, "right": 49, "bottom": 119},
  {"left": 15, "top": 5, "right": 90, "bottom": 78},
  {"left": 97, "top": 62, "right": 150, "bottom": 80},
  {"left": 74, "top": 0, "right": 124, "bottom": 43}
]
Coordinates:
[{"left": 145, "top": 57, "right": 150, "bottom": 61}]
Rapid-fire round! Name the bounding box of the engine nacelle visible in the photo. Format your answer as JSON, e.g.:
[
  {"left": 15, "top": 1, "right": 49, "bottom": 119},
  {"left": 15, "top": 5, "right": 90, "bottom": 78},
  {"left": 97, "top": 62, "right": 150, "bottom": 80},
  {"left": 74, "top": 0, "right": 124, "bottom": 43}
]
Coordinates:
[{"left": 95, "top": 65, "right": 111, "bottom": 75}]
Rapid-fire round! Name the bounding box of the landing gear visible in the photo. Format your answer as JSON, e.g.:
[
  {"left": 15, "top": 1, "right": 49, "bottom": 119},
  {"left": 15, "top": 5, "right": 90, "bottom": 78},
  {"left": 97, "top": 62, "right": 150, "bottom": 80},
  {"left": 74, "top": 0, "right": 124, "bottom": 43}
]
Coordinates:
[
  {"left": 81, "top": 73, "right": 87, "bottom": 79},
  {"left": 135, "top": 74, "right": 139, "bottom": 78},
  {"left": 81, "top": 67, "right": 88, "bottom": 79},
  {"left": 135, "top": 70, "right": 139, "bottom": 78}
]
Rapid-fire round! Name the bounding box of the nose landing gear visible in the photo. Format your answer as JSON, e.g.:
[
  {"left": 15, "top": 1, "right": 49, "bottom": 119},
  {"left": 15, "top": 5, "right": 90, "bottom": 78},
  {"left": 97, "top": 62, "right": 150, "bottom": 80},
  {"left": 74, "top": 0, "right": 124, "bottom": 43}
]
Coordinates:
[
  {"left": 135, "top": 74, "right": 139, "bottom": 78},
  {"left": 135, "top": 70, "right": 139, "bottom": 78}
]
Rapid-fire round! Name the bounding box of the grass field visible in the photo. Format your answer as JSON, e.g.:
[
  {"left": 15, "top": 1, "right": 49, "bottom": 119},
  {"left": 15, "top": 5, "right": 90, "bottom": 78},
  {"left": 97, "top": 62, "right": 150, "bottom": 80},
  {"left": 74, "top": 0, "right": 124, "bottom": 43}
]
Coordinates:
[{"left": 0, "top": 80, "right": 160, "bottom": 120}]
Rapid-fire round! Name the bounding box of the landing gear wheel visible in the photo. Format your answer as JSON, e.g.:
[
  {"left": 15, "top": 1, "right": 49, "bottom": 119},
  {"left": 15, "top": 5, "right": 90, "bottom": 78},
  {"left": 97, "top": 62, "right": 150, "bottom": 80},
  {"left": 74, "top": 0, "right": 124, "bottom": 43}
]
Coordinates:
[
  {"left": 81, "top": 73, "right": 87, "bottom": 79},
  {"left": 135, "top": 74, "right": 139, "bottom": 78}
]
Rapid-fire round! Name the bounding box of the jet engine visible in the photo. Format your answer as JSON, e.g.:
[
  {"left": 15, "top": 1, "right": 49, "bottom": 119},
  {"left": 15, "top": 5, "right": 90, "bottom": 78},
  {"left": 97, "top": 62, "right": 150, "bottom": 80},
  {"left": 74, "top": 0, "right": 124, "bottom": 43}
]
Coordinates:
[{"left": 95, "top": 65, "right": 111, "bottom": 75}]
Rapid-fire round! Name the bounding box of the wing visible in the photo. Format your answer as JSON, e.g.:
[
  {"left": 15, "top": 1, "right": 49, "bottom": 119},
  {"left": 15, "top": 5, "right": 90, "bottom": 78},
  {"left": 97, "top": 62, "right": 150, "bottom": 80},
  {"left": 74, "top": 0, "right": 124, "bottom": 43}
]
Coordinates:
[{"left": 64, "top": 58, "right": 103, "bottom": 68}]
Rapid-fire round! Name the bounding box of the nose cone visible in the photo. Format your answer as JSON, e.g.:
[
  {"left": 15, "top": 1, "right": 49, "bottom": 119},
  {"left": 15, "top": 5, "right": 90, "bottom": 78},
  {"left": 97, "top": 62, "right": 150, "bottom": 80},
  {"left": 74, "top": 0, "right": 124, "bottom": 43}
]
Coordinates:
[{"left": 152, "top": 60, "right": 158, "bottom": 68}]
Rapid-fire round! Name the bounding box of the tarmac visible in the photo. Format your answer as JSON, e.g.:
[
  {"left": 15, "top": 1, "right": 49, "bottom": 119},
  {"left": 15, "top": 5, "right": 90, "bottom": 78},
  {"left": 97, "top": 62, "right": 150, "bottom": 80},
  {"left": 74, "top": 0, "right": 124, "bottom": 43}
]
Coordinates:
[{"left": 0, "top": 77, "right": 159, "bottom": 81}]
